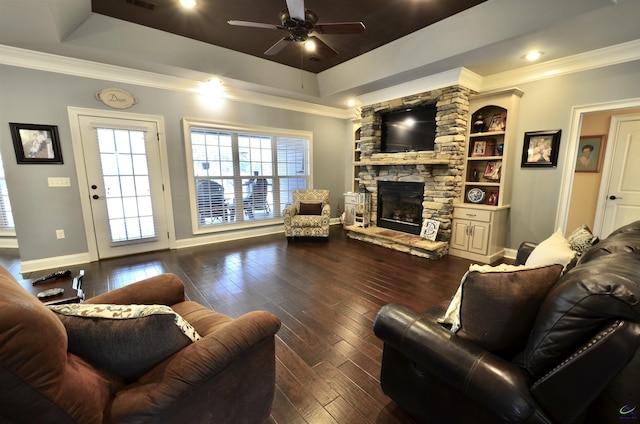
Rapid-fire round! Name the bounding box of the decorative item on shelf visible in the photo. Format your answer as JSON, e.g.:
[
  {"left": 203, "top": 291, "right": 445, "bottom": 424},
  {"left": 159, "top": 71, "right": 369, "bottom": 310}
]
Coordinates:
[
  {"left": 486, "top": 190, "right": 499, "bottom": 206},
  {"left": 420, "top": 219, "right": 440, "bottom": 241},
  {"left": 496, "top": 143, "right": 504, "bottom": 156},
  {"left": 472, "top": 169, "right": 480, "bottom": 181},
  {"left": 466, "top": 187, "right": 486, "bottom": 204},
  {"left": 487, "top": 112, "right": 507, "bottom": 132},
  {"left": 521, "top": 129, "right": 562, "bottom": 168},
  {"left": 471, "top": 139, "right": 496, "bottom": 157},
  {"left": 484, "top": 161, "right": 502, "bottom": 180},
  {"left": 472, "top": 113, "right": 486, "bottom": 133}
]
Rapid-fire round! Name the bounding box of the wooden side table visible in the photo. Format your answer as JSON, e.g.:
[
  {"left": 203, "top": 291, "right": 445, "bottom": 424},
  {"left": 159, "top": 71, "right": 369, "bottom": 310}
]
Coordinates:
[{"left": 23, "top": 270, "right": 85, "bottom": 306}]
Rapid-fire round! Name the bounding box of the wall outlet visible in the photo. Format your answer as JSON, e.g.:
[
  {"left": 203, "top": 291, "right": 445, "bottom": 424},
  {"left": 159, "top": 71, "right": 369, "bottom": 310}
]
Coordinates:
[{"left": 56, "top": 229, "right": 65, "bottom": 239}]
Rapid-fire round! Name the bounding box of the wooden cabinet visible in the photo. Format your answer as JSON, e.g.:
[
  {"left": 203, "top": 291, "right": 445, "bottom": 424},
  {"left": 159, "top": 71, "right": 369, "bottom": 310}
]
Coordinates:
[
  {"left": 450, "top": 89, "right": 523, "bottom": 263},
  {"left": 449, "top": 206, "right": 509, "bottom": 263}
]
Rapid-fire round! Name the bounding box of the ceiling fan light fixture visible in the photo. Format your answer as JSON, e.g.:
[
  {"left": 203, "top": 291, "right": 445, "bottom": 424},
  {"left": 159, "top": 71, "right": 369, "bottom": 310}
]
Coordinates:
[{"left": 304, "top": 40, "right": 316, "bottom": 52}]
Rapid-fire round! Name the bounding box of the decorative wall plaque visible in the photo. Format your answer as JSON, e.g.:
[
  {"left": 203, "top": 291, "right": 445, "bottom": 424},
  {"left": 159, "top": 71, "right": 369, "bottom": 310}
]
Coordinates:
[{"left": 96, "top": 88, "right": 137, "bottom": 109}]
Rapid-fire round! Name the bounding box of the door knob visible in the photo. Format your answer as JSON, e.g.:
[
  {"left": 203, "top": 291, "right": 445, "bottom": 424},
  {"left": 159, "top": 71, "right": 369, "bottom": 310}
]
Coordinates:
[
  {"left": 91, "top": 185, "right": 98, "bottom": 190},
  {"left": 92, "top": 194, "right": 100, "bottom": 200},
  {"left": 609, "top": 195, "right": 622, "bottom": 200}
]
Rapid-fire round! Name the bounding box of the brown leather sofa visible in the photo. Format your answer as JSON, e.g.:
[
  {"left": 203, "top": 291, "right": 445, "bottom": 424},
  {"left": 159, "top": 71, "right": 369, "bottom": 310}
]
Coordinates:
[
  {"left": 374, "top": 221, "right": 640, "bottom": 423},
  {"left": 0, "top": 269, "right": 281, "bottom": 423}
]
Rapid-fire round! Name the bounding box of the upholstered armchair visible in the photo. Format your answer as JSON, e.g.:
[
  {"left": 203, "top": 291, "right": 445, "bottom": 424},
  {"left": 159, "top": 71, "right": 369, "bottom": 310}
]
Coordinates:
[
  {"left": 283, "top": 189, "right": 330, "bottom": 240},
  {"left": 0, "top": 267, "right": 281, "bottom": 424}
]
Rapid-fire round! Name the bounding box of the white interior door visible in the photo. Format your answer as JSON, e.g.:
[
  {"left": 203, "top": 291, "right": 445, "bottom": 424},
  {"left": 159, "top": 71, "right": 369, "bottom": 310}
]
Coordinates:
[
  {"left": 599, "top": 114, "right": 640, "bottom": 237},
  {"left": 78, "top": 116, "right": 170, "bottom": 258}
]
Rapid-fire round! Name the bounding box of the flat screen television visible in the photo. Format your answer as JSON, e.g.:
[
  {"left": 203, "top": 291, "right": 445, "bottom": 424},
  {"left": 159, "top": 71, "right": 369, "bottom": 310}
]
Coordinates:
[{"left": 380, "top": 104, "right": 436, "bottom": 152}]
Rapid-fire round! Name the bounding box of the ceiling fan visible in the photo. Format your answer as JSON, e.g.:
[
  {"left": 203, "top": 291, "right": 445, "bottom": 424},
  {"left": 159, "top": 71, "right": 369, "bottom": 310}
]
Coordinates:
[{"left": 228, "top": 0, "right": 365, "bottom": 59}]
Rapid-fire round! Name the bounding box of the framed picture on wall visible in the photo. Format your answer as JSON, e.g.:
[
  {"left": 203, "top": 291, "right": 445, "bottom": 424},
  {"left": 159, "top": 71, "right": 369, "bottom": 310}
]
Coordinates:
[
  {"left": 521, "top": 129, "right": 561, "bottom": 168},
  {"left": 575, "top": 135, "right": 606, "bottom": 172},
  {"left": 9, "top": 123, "right": 63, "bottom": 164}
]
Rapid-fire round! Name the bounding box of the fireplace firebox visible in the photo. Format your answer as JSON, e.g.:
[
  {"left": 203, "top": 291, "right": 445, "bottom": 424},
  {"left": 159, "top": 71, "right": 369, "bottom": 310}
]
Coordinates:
[{"left": 377, "top": 181, "right": 425, "bottom": 235}]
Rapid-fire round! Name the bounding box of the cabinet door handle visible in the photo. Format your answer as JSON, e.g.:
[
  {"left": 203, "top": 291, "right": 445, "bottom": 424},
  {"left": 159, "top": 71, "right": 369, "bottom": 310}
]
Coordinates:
[{"left": 469, "top": 226, "right": 474, "bottom": 237}]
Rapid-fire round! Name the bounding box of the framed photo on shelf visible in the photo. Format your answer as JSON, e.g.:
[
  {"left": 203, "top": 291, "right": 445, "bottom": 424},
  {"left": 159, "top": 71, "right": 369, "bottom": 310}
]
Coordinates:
[
  {"left": 483, "top": 161, "right": 501, "bottom": 180},
  {"left": 521, "top": 129, "right": 561, "bottom": 168},
  {"left": 9, "top": 122, "right": 63, "bottom": 164},
  {"left": 487, "top": 112, "right": 506, "bottom": 132},
  {"left": 575, "top": 135, "right": 606, "bottom": 172},
  {"left": 471, "top": 139, "right": 496, "bottom": 157},
  {"left": 486, "top": 190, "right": 499, "bottom": 206}
]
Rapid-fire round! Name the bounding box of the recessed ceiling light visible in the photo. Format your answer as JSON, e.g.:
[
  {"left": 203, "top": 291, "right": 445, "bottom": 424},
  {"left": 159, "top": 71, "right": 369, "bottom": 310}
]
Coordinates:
[
  {"left": 180, "top": 0, "right": 197, "bottom": 9},
  {"left": 347, "top": 99, "right": 356, "bottom": 107},
  {"left": 524, "top": 51, "right": 543, "bottom": 61}
]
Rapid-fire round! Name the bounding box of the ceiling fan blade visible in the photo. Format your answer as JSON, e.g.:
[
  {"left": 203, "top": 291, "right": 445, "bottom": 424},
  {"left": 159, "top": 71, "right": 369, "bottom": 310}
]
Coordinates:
[
  {"left": 228, "top": 20, "right": 281, "bottom": 30},
  {"left": 307, "top": 36, "right": 338, "bottom": 58},
  {"left": 265, "top": 37, "right": 294, "bottom": 56},
  {"left": 314, "top": 22, "right": 366, "bottom": 35},
  {"left": 285, "top": 0, "right": 305, "bottom": 21}
]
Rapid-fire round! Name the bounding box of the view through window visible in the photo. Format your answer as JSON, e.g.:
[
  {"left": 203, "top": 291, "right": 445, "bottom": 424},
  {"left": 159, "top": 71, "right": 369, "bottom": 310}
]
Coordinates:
[{"left": 186, "top": 121, "right": 310, "bottom": 230}]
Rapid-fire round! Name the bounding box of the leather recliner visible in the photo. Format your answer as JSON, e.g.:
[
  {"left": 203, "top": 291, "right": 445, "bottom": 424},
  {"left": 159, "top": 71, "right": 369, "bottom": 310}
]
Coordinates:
[{"left": 374, "top": 221, "right": 640, "bottom": 423}]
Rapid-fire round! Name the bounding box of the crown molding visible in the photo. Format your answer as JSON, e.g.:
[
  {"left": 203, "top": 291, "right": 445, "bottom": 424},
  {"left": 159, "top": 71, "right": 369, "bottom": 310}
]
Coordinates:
[
  {"left": 480, "top": 39, "right": 640, "bottom": 92},
  {"left": 0, "top": 44, "right": 352, "bottom": 120},
  {"left": 2, "top": 39, "right": 639, "bottom": 118}
]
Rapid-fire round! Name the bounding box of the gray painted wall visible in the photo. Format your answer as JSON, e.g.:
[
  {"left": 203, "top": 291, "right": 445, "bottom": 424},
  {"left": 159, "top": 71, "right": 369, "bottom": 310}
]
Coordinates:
[
  {"left": 1, "top": 59, "right": 640, "bottom": 263},
  {"left": 0, "top": 65, "right": 350, "bottom": 262},
  {"left": 507, "top": 60, "right": 640, "bottom": 246}
]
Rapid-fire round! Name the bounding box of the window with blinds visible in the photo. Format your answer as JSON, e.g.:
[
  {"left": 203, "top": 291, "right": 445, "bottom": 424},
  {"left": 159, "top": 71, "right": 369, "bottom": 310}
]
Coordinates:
[
  {"left": 185, "top": 120, "right": 310, "bottom": 231},
  {"left": 0, "top": 154, "right": 15, "bottom": 234}
]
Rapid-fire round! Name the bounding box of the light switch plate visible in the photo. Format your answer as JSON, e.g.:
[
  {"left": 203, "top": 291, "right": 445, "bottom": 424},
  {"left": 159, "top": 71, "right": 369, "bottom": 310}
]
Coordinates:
[{"left": 48, "top": 177, "right": 71, "bottom": 187}]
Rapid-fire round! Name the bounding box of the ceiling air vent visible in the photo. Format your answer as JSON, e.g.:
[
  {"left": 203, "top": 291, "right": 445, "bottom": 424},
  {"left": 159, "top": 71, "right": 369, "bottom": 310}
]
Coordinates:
[
  {"left": 125, "top": 0, "right": 155, "bottom": 11},
  {"left": 308, "top": 56, "right": 321, "bottom": 62}
]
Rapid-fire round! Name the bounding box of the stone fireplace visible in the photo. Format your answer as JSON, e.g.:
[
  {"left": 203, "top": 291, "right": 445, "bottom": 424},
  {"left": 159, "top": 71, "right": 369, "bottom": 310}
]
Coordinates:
[
  {"left": 377, "top": 181, "right": 424, "bottom": 235},
  {"left": 345, "top": 84, "right": 471, "bottom": 259}
]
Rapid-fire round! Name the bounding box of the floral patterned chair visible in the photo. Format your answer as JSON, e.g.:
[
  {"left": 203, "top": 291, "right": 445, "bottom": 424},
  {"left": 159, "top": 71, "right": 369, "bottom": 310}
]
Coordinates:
[{"left": 283, "top": 189, "right": 330, "bottom": 240}]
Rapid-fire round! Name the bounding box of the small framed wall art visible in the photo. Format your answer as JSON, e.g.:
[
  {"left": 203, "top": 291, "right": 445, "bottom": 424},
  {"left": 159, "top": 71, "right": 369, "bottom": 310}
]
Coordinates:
[
  {"left": 575, "top": 135, "right": 606, "bottom": 172},
  {"left": 9, "top": 123, "right": 63, "bottom": 164},
  {"left": 471, "top": 139, "right": 496, "bottom": 157},
  {"left": 521, "top": 129, "right": 561, "bottom": 168}
]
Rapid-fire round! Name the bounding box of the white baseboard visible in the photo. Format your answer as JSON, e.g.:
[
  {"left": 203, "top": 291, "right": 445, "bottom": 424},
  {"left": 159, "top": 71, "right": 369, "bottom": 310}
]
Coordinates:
[{"left": 20, "top": 253, "right": 93, "bottom": 275}]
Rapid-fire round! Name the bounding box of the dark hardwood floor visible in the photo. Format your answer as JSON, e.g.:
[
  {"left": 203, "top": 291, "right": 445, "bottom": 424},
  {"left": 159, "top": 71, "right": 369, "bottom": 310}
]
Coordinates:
[{"left": 1, "top": 225, "right": 475, "bottom": 424}]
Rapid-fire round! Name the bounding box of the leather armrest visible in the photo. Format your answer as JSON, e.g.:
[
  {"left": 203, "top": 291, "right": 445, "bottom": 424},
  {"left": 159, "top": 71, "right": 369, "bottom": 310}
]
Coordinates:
[
  {"left": 531, "top": 320, "right": 640, "bottom": 423},
  {"left": 516, "top": 242, "right": 538, "bottom": 265},
  {"left": 85, "top": 273, "right": 186, "bottom": 306},
  {"left": 374, "top": 304, "right": 550, "bottom": 423}
]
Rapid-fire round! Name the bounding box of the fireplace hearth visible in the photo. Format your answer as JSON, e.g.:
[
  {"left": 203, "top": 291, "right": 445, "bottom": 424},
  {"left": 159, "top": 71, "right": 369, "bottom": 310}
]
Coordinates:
[{"left": 377, "top": 181, "right": 425, "bottom": 235}]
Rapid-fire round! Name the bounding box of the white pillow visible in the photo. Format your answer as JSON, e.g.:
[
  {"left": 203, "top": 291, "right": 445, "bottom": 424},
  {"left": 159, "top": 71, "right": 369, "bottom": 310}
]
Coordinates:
[
  {"left": 438, "top": 263, "right": 528, "bottom": 332},
  {"left": 525, "top": 228, "right": 576, "bottom": 270}
]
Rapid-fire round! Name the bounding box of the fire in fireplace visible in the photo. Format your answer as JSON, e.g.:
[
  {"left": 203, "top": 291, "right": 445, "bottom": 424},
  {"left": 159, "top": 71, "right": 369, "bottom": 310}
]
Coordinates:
[{"left": 377, "top": 181, "right": 425, "bottom": 235}]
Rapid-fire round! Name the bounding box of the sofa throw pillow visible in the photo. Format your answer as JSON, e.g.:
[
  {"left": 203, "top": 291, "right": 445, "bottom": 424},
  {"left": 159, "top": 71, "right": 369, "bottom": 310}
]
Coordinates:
[
  {"left": 525, "top": 228, "right": 577, "bottom": 271},
  {"left": 298, "top": 202, "right": 323, "bottom": 215},
  {"left": 567, "top": 225, "right": 598, "bottom": 255},
  {"left": 49, "top": 304, "right": 201, "bottom": 381},
  {"left": 439, "top": 263, "right": 564, "bottom": 357}
]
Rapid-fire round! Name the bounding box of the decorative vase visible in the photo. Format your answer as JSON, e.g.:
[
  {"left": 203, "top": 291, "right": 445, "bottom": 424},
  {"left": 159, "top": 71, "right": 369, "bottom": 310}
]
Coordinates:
[
  {"left": 472, "top": 169, "right": 479, "bottom": 181},
  {"left": 472, "top": 114, "right": 486, "bottom": 133},
  {"left": 496, "top": 143, "right": 504, "bottom": 156}
]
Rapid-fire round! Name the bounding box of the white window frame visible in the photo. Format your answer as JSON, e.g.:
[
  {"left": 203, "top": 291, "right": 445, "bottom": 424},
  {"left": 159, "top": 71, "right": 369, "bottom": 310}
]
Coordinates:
[
  {"left": 182, "top": 118, "right": 312, "bottom": 234},
  {"left": 0, "top": 154, "right": 15, "bottom": 236}
]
